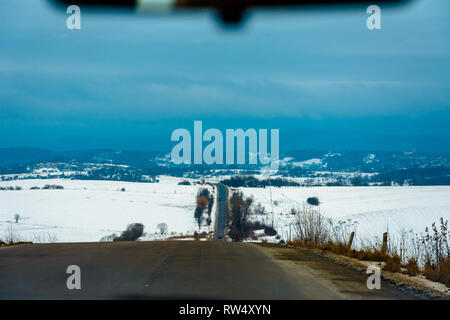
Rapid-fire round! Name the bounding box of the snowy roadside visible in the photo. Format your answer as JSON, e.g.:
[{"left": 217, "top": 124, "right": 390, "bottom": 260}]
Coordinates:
[
  {"left": 293, "top": 245, "right": 450, "bottom": 298},
  {"left": 239, "top": 185, "right": 450, "bottom": 246}
]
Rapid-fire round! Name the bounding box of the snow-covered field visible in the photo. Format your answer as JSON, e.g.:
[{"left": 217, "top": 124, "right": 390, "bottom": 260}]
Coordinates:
[
  {"left": 240, "top": 186, "right": 450, "bottom": 244},
  {"left": 0, "top": 176, "right": 212, "bottom": 242},
  {"left": 1, "top": 175, "right": 449, "bottom": 245}
]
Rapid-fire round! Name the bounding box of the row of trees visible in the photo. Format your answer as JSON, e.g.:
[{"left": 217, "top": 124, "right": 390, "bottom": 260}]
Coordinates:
[
  {"left": 194, "top": 188, "right": 214, "bottom": 228},
  {"left": 228, "top": 191, "right": 277, "bottom": 242},
  {"left": 221, "top": 175, "right": 300, "bottom": 188}
]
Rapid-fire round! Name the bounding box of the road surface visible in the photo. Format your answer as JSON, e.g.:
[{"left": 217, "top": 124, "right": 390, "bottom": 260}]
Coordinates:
[
  {"left": 213, "top": 183, "right": 228, "bottom": 241},
  {"left": 0, "top": 241, "right": 419, "bottom": 299}
]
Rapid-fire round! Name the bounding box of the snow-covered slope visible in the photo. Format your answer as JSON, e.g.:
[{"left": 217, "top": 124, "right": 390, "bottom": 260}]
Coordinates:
[
  {"left": 0, "top": 176, "right": 207, "bottom": 242},
  {"left": 2, "top": 176, "right": 448, "bottom": 245},
  {"left": 240, "top": 186, "right": 450, "bottom": 243}
]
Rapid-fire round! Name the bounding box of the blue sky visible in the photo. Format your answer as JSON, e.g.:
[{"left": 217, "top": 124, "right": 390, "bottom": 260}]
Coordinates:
[{"left": 0, "top": 0, "right": 449, "bottom": 152}]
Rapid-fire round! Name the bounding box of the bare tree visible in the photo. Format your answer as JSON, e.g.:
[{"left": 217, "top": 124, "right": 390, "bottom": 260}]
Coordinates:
[
  {"left": 157, "top": 223, "right": 168, "bottom": 235},
  {"left": 253, "top": 203, "right": 266, "bottom": 215},
  {"left": 4, "top": 223, "right": 21, "bottom": 244}
]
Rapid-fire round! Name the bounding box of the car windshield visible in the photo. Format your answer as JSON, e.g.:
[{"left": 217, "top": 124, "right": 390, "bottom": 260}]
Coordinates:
[{"left": 0, "top": 0, "right": 449, "bottom": 304}]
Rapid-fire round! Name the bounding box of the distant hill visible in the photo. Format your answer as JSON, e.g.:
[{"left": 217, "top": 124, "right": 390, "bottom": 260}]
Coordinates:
[
  {"left": 0, "top": 148, "right": 56, "bottom": 165},
  {"left": 0, "top": 147, "right": 162, "bottom": 167}
]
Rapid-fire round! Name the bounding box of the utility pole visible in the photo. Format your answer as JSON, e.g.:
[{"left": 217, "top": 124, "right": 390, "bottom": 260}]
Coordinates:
[{"left": 268, "top": 174, "right": 274, "bottom": 228}]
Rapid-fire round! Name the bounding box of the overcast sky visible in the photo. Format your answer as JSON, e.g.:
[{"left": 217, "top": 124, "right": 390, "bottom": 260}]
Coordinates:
[{"left": 0, "top": 0, "right": 449, "bottom": 151}]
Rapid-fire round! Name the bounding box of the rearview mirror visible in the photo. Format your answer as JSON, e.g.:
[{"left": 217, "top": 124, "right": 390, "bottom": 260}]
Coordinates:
[{"left": 49, "top": 0, "right": 413, "bottom": 25}]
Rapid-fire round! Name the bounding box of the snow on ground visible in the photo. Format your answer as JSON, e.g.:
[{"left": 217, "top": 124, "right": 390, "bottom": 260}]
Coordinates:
[
  {"left": 2, "top": 174, "right": 448, "bottom": 246},
  {"left": 0, "top": 176, "right": 212, "bottom": 242},
  {"left": 292, "top": 158, "right": 324, "bottom": 167},
  {"left": 239, "top": 186, "right": 450, "bottom": 244}
]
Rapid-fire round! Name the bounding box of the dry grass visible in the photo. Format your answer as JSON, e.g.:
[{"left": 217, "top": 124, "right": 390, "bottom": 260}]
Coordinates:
[
  {"left": 287, "top": 240, "right": 391, "bottom": 263},
  {"left": 288, "top": 204, "right": 449, "bottom": 284},
  {"left": 352, "top": 248, "right": 390, "bottom": 262},
  {"left": 382, "top": 255, "right": 402, "bottom": 273},
  {"left": 0, "top": 240, "right": 32, "bottom": 247},
  {"left": 424, "top": 258, "right": 450, "bottom": 286},
  {"left": 167, "top": 235, "right": 196, "bottom": 240},
  {"left": 405, "top": 258, "right": 420, "bottom": 276}
]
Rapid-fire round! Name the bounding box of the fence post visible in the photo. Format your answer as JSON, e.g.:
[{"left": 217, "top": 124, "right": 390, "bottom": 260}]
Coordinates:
[
  {"left": 347, "top": 232, "right": 355, "bottom": 249},
  {"left": 382, "top": 232, "right": 388, "bottom": 254}
]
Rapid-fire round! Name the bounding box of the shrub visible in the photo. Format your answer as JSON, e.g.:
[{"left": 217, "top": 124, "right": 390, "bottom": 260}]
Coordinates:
[
  {"left": 406, "top": 258, "right": 420, "bottom": 276},
  {"left": 197, "top": 196, "right": 208, "bottom": 210},
  {"left": 306, "top": 197, "right": 320, "bottom": 206},
  {"left": 353, "top": 248, "right": 390, "bottom": 262},
  {"left": 264, "top": 226, "right": 277, "bottom": 237},
  {"left": 157, "top": 223, "right": 168, "bottom": 235},
  {"left": 42, "top": 184, "right": 64, "bottom": 190},
  {"left": 178, "top": 180, "right": 191, "bottom": 185},
  {"left": 228, "top": 227, "right": 246, "bottom": 242},
  {"left": 251, "top": 221, "right": 265, "bottom": 231},
  {"left": 424, "top": 259, "right": 450, "bottom": 286},
  {"left": 322, "top": 241, "right": 351, "bottom": 256},
  {"left": 194, "top": 207, "right": 203, "bottom": 228},
  {"left": 227, "top": 191, "right": 253, "bottom": 241},
  {"left": 292, "top": 204, "right": 329, "bottom": 247},
  {"left": 422, "top": 218, "right": 448, "bottom": 266},
  {"left": 30, "top": 186, "right": 40, "bottom": 190},
  {"left": 253, "top": 203, "right": 266, "bottom": 215},
  {"left": 194, "top": 187, "right": 214, "bottom": 228},
  {"left": 382, "top": 255, "right": 402, "bottom": 273},
  {"left": 3, "top": 224, "right": 22, "bottom": 244},
  {"left": 113, "top": 223, "right": 144, "bottom": 241}
]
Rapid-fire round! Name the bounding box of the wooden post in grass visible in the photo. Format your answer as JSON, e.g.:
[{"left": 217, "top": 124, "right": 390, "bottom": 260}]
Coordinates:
[
  {"left": 382, "top": 232, "right": 388, "bottom": 254},
  {"left": 347, "top": 232, "right": 355, "bottom": 249},
  {"left": 289, "top": 223, "right": 292, "bottom": 242}
]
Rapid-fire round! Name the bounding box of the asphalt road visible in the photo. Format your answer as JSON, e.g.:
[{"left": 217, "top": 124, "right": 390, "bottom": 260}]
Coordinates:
[
  {"left": 0, "top": 241, "right": 419, "bottom": 299},
  {"left": 213, "top": 183, "right": 228, "bottom": 241}
]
